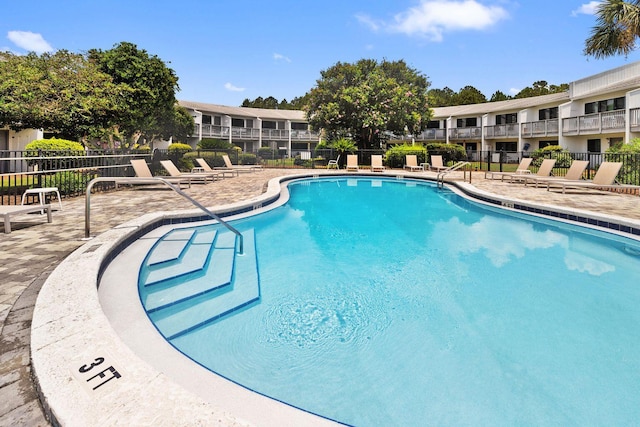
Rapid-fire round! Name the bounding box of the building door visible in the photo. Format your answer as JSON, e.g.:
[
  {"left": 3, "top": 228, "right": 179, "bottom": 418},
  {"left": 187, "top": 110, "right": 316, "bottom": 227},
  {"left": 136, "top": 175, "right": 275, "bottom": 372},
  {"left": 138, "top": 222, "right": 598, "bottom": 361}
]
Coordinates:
[{"left": 587, "top": 138, "right": 601, "bottom": 153}]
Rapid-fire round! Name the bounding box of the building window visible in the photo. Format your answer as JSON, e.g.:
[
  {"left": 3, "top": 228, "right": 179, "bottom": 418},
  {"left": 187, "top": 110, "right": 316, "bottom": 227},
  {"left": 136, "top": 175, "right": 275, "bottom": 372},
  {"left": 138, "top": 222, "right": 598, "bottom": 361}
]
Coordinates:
[
  {"left": 426, "top": 120, "right": 440, "bottom": 129},
  {"left": 587, "top": 139, "right": 601, "bottom": 153},
  {"left": 538, "top": 107, "right": 558, "bottom": 120},
  {"left": 263, "top": 120, "right": 276, "bottom": 129},
  {"left": 291, "top": 122, "right": 308, "bottom": 130},
  {"left": 213, "top": 116, "right": 221, "bottom": 126},
  {"left": 202, "top": 115, "right": 212, "bottom": 125},
  {"left": 585, "top": 96, "right": 625, "bottom": 114},
  {"left": 496, "top": 142, "right": 517, "bottom": 151},
  {"left": 456, "top": 117, "right": 477, "bottom": 127},
  {"left": 231, "top": 118, "right": 244, "bottom": 127},
  {"left": 245, "top": 119, "right": 254, "bottom": 128},
  {"left": 496, "top": 113, "right": 517, "bottom": 125},
  {"left": 539, "top": 140, "right": 558, "bottom": 149}
]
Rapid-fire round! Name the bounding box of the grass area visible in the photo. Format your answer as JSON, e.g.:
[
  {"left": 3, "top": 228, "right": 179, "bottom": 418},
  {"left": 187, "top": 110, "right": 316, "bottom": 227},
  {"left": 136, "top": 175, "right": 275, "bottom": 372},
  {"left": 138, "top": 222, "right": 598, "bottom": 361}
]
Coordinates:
[{"left": 0, "top": 174, "right": 33, "bottom": 188}]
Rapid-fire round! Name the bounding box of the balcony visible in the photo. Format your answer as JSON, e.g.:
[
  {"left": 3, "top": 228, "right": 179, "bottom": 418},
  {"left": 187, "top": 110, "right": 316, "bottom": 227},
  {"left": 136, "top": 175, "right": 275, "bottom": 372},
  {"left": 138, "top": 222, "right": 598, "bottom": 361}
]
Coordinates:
[
  {"left": 483, "top": 123, "right": 519, "bottom": 139},
  {"left": 562, "top": 110, "right": 625, "bottom": 135},
  {"left": 448, "top": 127, "right": 481, "bottom": 140},
  {"left": 520, "top": 119, "right": 558, "bottom": 138},
  {"left": 630, "top": 108, "right": 640, "bottom": 132}
]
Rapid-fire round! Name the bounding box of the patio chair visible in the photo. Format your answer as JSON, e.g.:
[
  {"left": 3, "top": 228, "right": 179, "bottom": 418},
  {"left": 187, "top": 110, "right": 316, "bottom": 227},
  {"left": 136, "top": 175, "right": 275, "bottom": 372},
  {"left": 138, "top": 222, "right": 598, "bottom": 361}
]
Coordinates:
[
  {"left": 159, "top": 160, "right": 215, "bottom": 183},
  {"left": 546, "top": 162, "right": 638, "bottom": 195},
  {"left": 130, "top": 159, "right": 192, "bottom": 188},
  {"left": 522, "top": 160, "right": 589, "bottom": 187},
  {"left": 427, "top": 155, "right": 448, "bottom": 172},
  {"left": 371, "top": 155, "right": 386, "bottom": 172},
  {"left": 346, "top": 155, "right": 359, "bottom": 172},
  {"left": 403, "top": 155, "right": 424, "bottom": 172},
  {"left": 218, "top": 154, "right": 262, "bottom": 173},
  {"left": 485, "top": 157, "right": 533, "bottom": 181},
  {"left": 508, "top": 159, "right": 556, "bottom": 183},
  {"left": 195, "top": 158, "right": 238, "bottom": 178},
  {"left": 327, "top": 154, "right": 340, "bottom": 170}
]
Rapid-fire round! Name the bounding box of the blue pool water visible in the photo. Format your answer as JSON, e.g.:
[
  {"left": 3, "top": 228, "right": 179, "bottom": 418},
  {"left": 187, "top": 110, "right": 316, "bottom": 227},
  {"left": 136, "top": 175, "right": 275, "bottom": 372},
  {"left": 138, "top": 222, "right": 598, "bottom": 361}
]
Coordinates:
[{"left": 139, "top": 177, "right": 640, "bottom": 426}]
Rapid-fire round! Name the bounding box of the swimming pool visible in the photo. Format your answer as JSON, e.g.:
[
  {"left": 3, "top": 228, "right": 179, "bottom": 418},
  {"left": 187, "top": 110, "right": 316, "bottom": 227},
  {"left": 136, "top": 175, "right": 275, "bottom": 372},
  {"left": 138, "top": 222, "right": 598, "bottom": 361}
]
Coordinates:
[{"left": 137, "top": 177, "right": 640, "bottom": 426}]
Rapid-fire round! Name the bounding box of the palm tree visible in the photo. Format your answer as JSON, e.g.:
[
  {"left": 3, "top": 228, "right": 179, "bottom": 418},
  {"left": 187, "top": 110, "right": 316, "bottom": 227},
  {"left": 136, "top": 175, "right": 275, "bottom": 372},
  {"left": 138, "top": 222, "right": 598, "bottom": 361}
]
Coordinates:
[{"left": 584, "top": 0, "right": 640, "bottom": 58}]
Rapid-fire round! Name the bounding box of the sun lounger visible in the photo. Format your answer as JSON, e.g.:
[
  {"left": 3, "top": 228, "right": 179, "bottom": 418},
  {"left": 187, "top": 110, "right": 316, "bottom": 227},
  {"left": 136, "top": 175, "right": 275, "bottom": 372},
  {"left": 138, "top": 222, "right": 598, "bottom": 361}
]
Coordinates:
[
  {"left": 371, "top": 155, "right": 385, "bottom": 172},
  {"left": 160, "top": 160, "right": 217, "bottom": 183},
  {"left": 215, "top": 154, "right": 263, "bottom": 173},
  {"left": 346, "top": 155, "right": 359, "bottom": 172},
  {"left": 522, "top": 160, "right": 589, "bottom": 187},
  {"left": 546, "top": 161, "right": 638, "bottom": 195},
  {"left": 194, "top": 158, "right": 238, "bottom": 178},
  {"left": 508, "top": 159, "right": 556, "bottom": 183},
  {"left": 404, "top": 155, "right": 424, "bottom": 172},
  {"left": 485, "top": 157, "right": 533, "bottom": 181},
  {"left": 1, "top": 204, "right": 52, "bottom": 233},
  {"left": 130, "top": 159, "right": 192, "bottom": 188},
  {"left": 427, "top": 155, "right": 448, "bottom": 172}
]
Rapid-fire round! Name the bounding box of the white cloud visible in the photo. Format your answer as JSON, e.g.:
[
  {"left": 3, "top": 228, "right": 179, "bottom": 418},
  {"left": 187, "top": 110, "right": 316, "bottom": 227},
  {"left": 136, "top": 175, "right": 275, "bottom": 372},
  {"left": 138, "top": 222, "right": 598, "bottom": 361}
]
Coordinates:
[
  {"left": 509, "top": 87, "right": 520, "bottom": 95},
  {"left": 571, "top": 1, "right": 602, "bottom": 17},
  {"left": 224, "top": 82, "right": 245, "bottom": 92},
  {"left": 273, "top": 53, "right": 291, "bottom": 63},
  {"left": 7, "top": 31, "right": 53, "bottom": 54},
  {"left": 358, "top": 0, "right": 508, "bottom": 42}
]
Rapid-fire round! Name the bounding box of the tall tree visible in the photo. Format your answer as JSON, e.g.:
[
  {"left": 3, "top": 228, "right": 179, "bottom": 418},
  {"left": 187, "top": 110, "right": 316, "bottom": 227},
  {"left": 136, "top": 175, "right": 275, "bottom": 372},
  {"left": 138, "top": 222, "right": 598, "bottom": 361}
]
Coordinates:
[
  {"left": 305, "top": 59, "right": 431, "bottom": 149},
  {"left": 584, "top": 0, "right": 640, "bottom": 58},
  {"left": 489, "top": 90, "right": 511, "bottom": 102},
  {"left": 88, "top": 42, "right": 179, "bottom": 146},
  {"left": 514, "top": 81, "right": 568, "bottom": 99},
  {"left": 453, "top": 85, "right": 487, "bottom": 105},
  {"left": 0, "top": 50, "right": 125, "bottom": 141},
  {"left": 428, "top": 87, "right": 457, "bottom": 106}
]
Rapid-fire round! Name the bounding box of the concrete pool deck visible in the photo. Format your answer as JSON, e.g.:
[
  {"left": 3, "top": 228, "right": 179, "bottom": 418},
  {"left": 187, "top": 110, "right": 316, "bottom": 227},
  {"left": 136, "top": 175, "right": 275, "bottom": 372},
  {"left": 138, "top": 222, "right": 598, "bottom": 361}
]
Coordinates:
[{"left": 1, "top": 168, "right": 640, "bottom": 426}]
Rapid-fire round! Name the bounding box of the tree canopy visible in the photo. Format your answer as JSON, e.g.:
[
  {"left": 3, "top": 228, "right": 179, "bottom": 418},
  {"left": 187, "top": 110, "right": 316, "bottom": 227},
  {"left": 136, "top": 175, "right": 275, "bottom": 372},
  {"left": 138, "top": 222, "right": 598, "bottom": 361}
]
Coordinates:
[
  {"left": 241, "top": 94, "right": 309, "bottom": 110},
  {"left": 584, "top": 0, "right": 640, "bottom": 58},
  {"left": 305, "top": 59, "right": 431, "bottom": 149}
]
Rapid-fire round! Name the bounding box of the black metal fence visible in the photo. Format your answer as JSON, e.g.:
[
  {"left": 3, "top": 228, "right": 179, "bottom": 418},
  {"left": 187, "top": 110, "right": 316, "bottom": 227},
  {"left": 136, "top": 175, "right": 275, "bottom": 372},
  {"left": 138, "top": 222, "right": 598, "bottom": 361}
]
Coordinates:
[{"left": 2, "top": 148, "right": 640, "bottom": 205}]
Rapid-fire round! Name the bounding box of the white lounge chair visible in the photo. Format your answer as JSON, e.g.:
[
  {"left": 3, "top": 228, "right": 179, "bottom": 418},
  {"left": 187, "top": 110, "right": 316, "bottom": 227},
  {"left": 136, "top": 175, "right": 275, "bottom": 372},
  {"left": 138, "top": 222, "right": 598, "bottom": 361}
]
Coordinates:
[
  {"left": 218, "top": 154, "right": 263, "bottom": 173},
  {"left": 546, "top": 161, "right": 638, "bottom": 195},
  {"left": 427, "top": 155, "right": 448, "bottom": 172},
  {"left": 485, "top": 157, "right": 533, "bottom": 181},
  {"left": 195, "top": 158, "right": 238, "bottom": 178},
  {"left": 159, "top": 160, "right": 215, "bottom": 183},
  {"left": 327, "top": 155, "right": 340, "bottom": 170},
  {"left": 403, "top": 155, "right": 424, "bottom": 172},
  {"left": 346, "top": 155, "right": 359, "bottom": 172},
  {"left": 371, "top": 155, "right": 385, "bottom": 172},
  {"left": 130, "top": 159, "right": 192, "bottom": 188},
  {"left": 508, "top": 159, "right": 556, "bottom": 183},
  {"left": 523, "top": 160, "right": 589, "bottom": 187}
]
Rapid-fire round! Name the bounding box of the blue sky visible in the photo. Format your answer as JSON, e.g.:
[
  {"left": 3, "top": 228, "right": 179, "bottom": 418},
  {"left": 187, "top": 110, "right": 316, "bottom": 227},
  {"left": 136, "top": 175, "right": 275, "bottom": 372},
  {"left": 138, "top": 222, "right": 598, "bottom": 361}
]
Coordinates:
[{"left": 1, "top": 1, "right": 636, "bottom": 106}]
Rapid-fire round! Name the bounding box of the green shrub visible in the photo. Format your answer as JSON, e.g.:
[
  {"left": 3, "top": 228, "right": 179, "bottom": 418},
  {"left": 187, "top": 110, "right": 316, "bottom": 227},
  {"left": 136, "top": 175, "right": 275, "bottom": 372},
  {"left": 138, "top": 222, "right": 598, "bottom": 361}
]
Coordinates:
[
  {"left": 606, "top": 138, "right": 640, "bottom": 185},
  {"left": 41, "top": 170, "right": 98, "bottom": 195},
  {"left": 425, "top": 142, "right": 466, "bottom": 164},
  {"left": 24, "top": 138, "right": 85, "bottom": 169},
  {"left": 258, "top": 147, "right": 278, "bottom": 160},
  {"left": 183, "top": 151, "right": 226, "bottom": 167},
  {"left": 530, "top": 145, "right": 572, "bottom": 168},
  {"left": 198, "top": 138, "right": 232, "bottom": 150},
  {"left": 168, "top": 143, "right": 192, "bottom": 154},
  {"left": 385, "top": 144, "right": 426, "bottom": 168},
  {"left": 239, "top": 153, "right": 258, "bottom": 165}
]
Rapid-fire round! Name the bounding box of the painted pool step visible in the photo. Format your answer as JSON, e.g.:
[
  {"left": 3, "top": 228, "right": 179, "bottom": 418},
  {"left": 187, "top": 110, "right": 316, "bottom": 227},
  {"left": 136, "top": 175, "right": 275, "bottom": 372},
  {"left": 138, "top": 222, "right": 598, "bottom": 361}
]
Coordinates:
[
  {"left": 146, "top": 228, "right": 197, "bottom": 266},
  {"left": 142, "top": 234, "right": 236, "bottom": 311},
  {"left": 143, "top": 228, "right": 218, "bottom": 286},
  {"left": 149, "top": 229, "right": 260, "bottom": 340}
]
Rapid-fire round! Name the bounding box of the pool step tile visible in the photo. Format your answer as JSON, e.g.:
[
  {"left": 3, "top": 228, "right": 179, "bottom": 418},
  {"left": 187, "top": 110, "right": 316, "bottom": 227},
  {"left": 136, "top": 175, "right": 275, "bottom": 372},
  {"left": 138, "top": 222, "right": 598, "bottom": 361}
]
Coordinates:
[
  {"left": 149, "top": 229, "right": 260, "bottom": 340},
  {"left": 143, "top": 228, "right": 217, "bottom": 286},
  {"left": 143, "top": 234, "right": 236, "bottom": 311},
  {"left": 146, "top": 229, "right": 197, "bottom": 266}
]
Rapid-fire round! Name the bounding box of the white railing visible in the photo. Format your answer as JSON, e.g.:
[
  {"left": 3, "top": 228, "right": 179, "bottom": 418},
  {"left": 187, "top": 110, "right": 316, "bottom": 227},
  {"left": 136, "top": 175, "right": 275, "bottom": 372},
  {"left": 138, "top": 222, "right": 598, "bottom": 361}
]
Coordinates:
[
  {"left": 484, "top": 124, "right": 519, "bottom": 139},
  {"left": 562, "top": 110, "right": 625, "bottom": 135},
  {"left": 449, "top": 127, "right": 482, "bottom": 139},
  {"left": 521, "top": 119, "right": 559, "bottom": 138}
]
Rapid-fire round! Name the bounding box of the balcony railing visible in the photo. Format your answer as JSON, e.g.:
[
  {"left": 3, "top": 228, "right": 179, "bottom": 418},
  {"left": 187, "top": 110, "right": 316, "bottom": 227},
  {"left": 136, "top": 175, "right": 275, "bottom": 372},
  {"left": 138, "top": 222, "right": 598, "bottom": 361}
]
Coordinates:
[
  {"left": 483, "top": 123, "right": 519, "bottom": 139},
  {"left": 521, "top": 119, "right": 559, "bottom": 138},
  {"left": 449, "top": 127, "right": 482, "bottom": 140},
  {"left": 562, "top": 110, "right": 625, "bottom": 135},
  {"left": 196, "top": 124, "right": 319, "bottom": 141},
  {"left": 630, "top": 108, "right": 640, "bottom": 131}
]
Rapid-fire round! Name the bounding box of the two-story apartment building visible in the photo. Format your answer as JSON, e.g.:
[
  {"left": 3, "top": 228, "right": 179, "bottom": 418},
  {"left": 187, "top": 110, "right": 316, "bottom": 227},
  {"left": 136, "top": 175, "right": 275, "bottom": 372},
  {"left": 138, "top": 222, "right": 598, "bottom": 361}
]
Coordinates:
[
  {"left": 178, "top": 101, "right": 320, "bottom": 154},
  {"left": 415, "top": 61, "right": 640, "bottom": 155}
]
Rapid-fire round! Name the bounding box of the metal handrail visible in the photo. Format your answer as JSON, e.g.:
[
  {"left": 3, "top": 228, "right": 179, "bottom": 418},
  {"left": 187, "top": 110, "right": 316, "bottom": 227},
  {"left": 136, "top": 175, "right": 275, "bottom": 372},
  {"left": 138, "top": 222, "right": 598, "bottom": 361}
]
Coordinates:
[
  {"left": 437, "top": 161, "right": 471, "bottom": 188},
  {"left": 84, "top": 177, "right": 244, "bottom": 254}
]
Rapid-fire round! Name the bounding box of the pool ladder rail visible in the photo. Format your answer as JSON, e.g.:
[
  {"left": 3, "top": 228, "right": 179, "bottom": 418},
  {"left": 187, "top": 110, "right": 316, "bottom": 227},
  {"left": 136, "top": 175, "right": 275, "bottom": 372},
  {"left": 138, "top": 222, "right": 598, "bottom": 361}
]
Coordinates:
[
  {"left": 436, "top": 161, "right": 472, "bottom": 188},
  {"left": 85, "top": 176, "right": 244, "bottom": 255}
]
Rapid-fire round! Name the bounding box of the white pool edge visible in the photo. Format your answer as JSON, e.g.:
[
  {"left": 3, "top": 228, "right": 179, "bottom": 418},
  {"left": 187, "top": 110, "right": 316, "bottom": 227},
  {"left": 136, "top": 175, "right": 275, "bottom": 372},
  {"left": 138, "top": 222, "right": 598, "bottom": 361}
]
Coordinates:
[{"left": 30, "top": 171, "right": 640, "bottom": 426}]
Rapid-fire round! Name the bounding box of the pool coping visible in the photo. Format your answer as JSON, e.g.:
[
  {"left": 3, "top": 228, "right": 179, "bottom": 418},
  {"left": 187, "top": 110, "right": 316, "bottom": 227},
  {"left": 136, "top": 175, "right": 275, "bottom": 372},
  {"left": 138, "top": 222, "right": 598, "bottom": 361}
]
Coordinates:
[{"left": 30, "top": 171, "right": 640, "bottom": 426}]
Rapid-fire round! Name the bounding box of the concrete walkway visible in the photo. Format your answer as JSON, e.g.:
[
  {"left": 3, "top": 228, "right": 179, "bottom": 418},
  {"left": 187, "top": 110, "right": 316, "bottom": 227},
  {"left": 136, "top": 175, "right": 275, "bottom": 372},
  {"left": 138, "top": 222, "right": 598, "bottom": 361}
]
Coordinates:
[{"left": 1, "top": 169, "right": 639, "bottom": 426}]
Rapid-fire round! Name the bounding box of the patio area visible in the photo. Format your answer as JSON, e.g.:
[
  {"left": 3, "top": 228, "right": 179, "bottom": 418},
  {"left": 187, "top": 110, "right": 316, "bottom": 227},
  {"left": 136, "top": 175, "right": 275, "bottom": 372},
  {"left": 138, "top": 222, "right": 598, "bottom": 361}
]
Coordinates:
[{"left": 1, "top": 168, "right": 640, "bottom": 425}]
